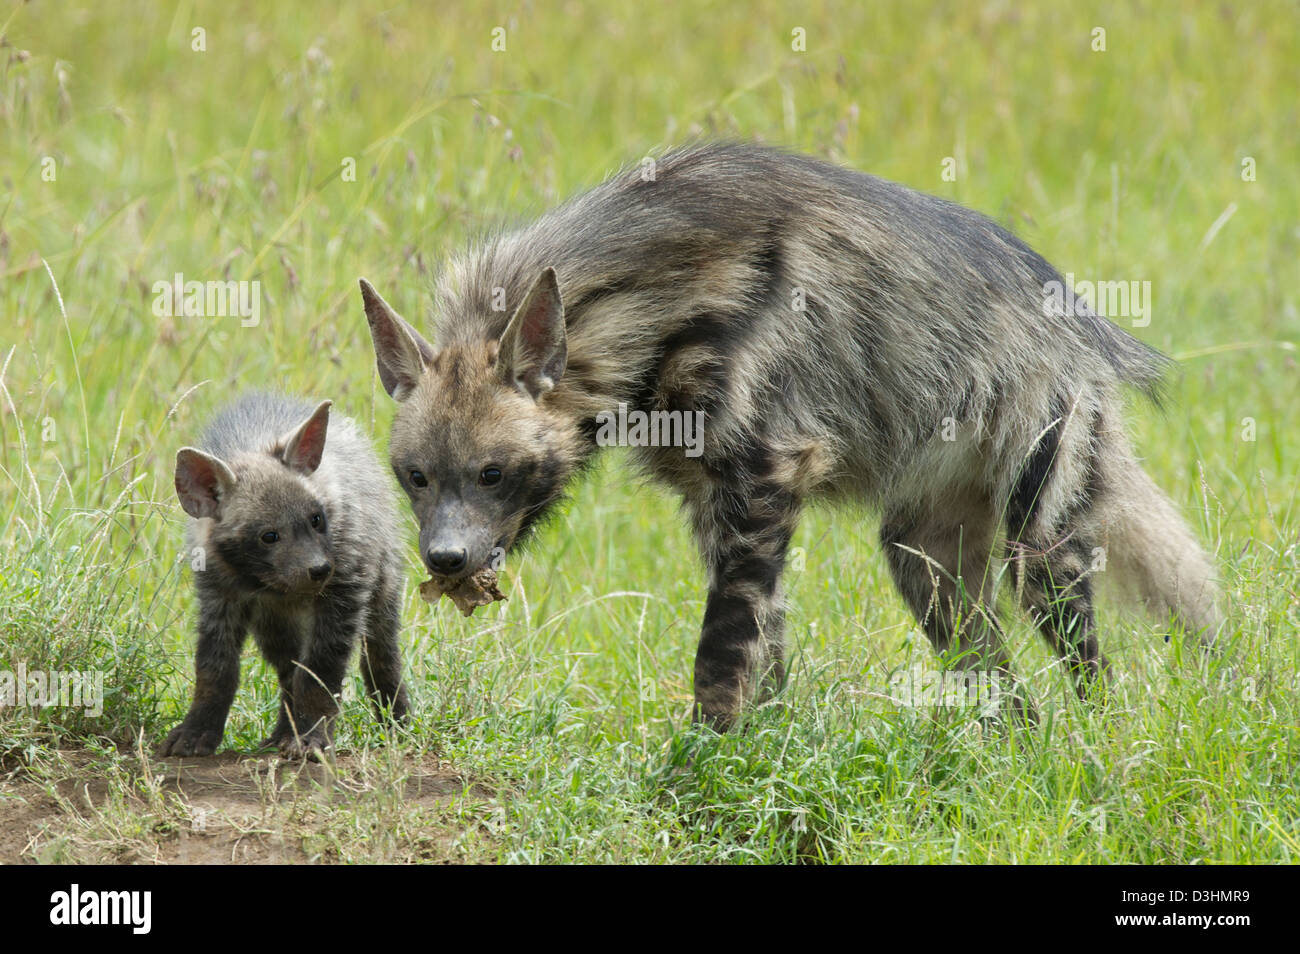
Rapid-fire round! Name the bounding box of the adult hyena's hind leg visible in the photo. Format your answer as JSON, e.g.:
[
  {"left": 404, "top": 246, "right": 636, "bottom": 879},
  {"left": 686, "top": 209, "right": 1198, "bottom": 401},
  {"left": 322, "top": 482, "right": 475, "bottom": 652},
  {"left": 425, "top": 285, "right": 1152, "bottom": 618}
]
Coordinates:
[
  {"left": 1003, "top": 394, "right": 1112, "bottom": 698},
  {"left": 881, "top": 484, "right": 1033, "bottom": 721}
]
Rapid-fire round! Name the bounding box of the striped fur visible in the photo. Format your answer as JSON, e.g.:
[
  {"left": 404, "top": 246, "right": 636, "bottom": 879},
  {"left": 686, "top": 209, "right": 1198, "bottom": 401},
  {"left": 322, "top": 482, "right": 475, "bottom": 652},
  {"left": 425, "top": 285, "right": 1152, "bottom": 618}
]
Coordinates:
[{"left": 362, "top": 143, "right": 1222, "bottom": 729}]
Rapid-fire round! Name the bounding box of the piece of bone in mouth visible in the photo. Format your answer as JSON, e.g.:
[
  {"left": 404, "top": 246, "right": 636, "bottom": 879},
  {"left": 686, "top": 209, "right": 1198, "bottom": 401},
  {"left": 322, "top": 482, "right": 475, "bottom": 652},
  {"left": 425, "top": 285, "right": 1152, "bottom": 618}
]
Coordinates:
[{"left": 419, "top": 566, "right": 507, "bottom": 617}]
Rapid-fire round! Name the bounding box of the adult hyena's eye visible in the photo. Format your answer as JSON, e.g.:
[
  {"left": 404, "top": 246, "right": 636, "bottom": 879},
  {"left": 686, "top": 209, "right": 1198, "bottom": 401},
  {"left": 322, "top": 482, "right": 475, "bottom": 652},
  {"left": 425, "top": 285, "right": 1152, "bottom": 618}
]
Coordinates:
[
  {"left": 310, "top": 512, "right": 326, "bottom": 532},
  {"left": 479, "top": 467, "right": 502, "bottom": 487},
  {"left": 410, "top": 470, "right": 428, "bottom": 488},
  {"left": 261, "top": 530, "right": 279, "bottom": 544}
]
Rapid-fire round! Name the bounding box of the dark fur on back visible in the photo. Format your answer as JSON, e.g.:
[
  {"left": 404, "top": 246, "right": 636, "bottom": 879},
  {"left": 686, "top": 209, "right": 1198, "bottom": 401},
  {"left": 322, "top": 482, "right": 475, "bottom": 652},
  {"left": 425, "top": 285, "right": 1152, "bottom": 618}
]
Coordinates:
[{"left": 435, "top": 143, "right": 1167, "bottom": 477}]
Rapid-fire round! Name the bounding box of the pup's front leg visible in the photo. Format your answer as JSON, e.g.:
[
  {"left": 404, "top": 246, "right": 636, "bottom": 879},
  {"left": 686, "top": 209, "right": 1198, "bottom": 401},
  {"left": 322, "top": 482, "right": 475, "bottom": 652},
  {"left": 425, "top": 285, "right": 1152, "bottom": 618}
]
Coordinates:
[
  {"left": 159, "top": 594, "right": 248, "bottom": 757},
  {"left": 280, "top": 599, "right": 361, "bottom": 760}
]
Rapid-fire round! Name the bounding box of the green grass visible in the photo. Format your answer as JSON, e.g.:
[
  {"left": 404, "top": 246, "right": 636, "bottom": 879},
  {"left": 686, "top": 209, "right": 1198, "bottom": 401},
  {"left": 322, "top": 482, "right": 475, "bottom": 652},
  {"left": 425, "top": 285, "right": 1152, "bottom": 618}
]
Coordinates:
[{"left": 1, "top": 0, "right": 1297, "bottom": 863}]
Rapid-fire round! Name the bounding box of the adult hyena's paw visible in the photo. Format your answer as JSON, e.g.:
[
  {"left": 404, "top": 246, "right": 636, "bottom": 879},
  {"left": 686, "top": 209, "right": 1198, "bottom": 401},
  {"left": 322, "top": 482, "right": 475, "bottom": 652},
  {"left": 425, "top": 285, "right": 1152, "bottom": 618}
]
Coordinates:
[
  {"left": 158, "top": 722, "right": 222, "bottom": 757},
  {"left": 278, "top": 729, "right": 332, "bottom": 763},
  {"left": 692, "top": 681, "right": 745, "bottom": 734},
  {"left": 691, "top": 700, "right": 740, "bottom": 734}
]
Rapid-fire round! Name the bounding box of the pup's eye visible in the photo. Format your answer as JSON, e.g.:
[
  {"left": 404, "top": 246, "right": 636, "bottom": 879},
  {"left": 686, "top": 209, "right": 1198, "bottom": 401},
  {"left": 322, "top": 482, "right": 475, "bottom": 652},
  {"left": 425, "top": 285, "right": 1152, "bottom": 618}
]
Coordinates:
[
  {"left": 409, "top": 470, "right": 428, "bottom": 488},
  {"left": 261, "top": 530, "right": 279, "bottom": 544},
  {"left": 310, "top": 512, "right": 325, "bottom": 531},
  {"left": 479, "top": 467, "right": 502, "bottom": 487}
]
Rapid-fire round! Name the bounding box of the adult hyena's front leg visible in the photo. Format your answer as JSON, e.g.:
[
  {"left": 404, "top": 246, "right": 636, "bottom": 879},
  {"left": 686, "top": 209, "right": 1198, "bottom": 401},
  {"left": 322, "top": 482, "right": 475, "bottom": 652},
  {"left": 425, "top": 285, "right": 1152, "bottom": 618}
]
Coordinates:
[{"left": 691, "top": 479, "right": 801, "bottom": 730}]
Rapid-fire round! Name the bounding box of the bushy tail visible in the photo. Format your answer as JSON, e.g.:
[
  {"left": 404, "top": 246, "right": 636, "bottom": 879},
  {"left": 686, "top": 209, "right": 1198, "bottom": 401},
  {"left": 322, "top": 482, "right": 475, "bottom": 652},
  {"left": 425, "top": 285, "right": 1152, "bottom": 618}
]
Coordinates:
[
  {"left": 1086, "top": 314, "right": 1174, "bottom": 404},
  {"left": 1105, "top": 460, "right": 1224, "bottom": 645}
]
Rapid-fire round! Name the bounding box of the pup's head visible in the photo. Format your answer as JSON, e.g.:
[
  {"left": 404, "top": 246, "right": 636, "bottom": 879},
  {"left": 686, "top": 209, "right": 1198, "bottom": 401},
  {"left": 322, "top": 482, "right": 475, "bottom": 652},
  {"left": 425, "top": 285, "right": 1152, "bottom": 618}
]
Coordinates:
[
  {"left": 176, "top": 400, "right": 337, "bottom": 594},
  {"left": 360, "top": 268, "right": 584, "bottom": 582}
]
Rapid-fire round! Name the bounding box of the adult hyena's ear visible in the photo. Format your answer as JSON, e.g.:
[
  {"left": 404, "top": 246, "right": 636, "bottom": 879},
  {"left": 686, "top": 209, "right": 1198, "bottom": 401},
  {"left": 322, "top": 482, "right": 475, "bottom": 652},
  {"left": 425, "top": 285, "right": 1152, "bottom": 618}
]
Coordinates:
[
  {"left": 278, "top": 400, "right": 331, "bottom": 475},
  {"left": 175, "top": 448, "right": 238, "bottom": 520},
  {"left": 359, "top": 279, "right": 435, "bottom": 401},
  {"left": 499, "top": 267, "right": 566, "bottom": 400}
]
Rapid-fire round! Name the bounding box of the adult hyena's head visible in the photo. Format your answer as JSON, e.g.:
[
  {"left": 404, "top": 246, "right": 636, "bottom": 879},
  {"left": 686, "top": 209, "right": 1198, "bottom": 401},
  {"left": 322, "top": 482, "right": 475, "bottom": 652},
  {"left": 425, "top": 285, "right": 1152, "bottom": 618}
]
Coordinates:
[
  {"left": 176, "top": 401, "right": 337, "bottom": 595},
  {"left": 360, "top": 268, "right": 585, "bottom": 581}
]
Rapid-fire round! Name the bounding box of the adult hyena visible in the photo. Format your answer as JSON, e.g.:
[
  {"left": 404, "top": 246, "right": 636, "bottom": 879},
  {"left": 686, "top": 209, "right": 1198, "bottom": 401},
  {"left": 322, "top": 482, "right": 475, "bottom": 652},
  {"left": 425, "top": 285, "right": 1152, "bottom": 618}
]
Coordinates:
[{"left": 360, "top": 143, "right": 1221, "bottom": 729}]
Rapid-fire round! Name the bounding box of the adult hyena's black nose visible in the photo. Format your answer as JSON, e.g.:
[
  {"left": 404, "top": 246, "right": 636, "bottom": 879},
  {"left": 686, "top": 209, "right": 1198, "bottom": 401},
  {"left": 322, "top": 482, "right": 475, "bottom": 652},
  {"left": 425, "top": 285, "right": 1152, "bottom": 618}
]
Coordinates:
[
  {"left": 427, "top": 548, "right": 468, "bottom": 575},
  {"left": 308, "top": 562, "right": 333, "bottom": 582}
]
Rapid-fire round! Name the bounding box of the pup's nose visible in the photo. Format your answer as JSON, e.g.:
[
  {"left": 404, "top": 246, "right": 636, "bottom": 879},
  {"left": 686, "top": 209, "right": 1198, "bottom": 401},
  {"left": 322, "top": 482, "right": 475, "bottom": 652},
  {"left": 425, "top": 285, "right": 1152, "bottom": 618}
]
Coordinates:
[
  {"left": 427, "top": 548, "right": 468, "bottom": 575},
  {"left": 308, "top": 562, "right": 333, "bottom": 582}
]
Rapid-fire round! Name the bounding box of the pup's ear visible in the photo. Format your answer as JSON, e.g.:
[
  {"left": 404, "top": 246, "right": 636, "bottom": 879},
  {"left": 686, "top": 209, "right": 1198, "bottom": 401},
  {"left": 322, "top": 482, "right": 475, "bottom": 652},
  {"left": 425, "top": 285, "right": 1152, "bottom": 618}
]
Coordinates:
[
  {"left": 279, "top": 400, "right": 331, "bottom": 475},
  {"left": 498, "top": 267, "right": 566, "bottom": 400},
  {"left": 359, "top": 279, "right": 435, "bottom": 401},
  {"left": 175, "top": 447, "right": 237, "bottom": 520}
]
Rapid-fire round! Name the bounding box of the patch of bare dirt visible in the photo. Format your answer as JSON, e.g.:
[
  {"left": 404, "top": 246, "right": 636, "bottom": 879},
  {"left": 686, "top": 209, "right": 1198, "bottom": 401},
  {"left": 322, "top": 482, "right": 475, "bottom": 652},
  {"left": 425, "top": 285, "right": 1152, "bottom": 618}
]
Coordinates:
[
  {"left": 0, "top": 784, "right": 62, "bottom": 863},
  {"left": 0, "top": 748, "right": 491, "bottom": 864}
]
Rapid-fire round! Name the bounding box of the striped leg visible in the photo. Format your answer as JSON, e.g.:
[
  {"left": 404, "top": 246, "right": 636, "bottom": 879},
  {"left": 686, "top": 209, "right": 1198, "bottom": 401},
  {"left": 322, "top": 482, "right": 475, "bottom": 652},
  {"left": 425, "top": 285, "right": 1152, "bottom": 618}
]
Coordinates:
[
  {"left": 1006, "top": 397, "right": 1110, "bottom": 697},
  {"left": 690, "top": 478, "right": 800, "bottom": 730},
  {"left": 1010, "top": 540, "right": 1107, "bottom": 695}
]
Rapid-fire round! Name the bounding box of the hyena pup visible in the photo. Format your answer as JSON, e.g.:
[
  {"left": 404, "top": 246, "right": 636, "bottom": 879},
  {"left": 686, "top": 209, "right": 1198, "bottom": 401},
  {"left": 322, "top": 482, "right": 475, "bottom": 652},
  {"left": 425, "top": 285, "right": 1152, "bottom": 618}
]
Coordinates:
[
  {"left": 359, "top": 142, "right": 1222, "bottom": 730},
  {"left": 160, "top": 393, "right": 408, "bottom": 759}
]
